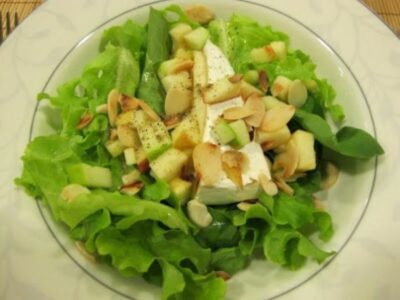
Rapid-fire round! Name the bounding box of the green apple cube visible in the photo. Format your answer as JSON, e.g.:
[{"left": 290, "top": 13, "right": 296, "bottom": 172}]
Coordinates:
[
  {"left": 229, "top": 119, "right": 250, "bottom": 148},
  {"left": 213, "top": 120, "right": 235, "bottom": 144},
  {"left": 184, "top": 27, "right": 209, "bottom": 50},
  {"left": 67, "top": 163, "right": 112, "bottom": 188}
]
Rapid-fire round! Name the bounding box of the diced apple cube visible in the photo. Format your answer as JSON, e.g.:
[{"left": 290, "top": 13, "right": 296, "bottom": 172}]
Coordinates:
[
  {"left": 172, "top": 115, "right": 201, "bottom": 149},
  {"left": 213, "top": 120, "right": 236, "bottom": 144},
  {"left": 229, "top": 119, "right": 250, "bottom": 148},
  {"left": 106, "top": 139, "right": 125, "bottom": 157},
  {"left": 67, "top": 163, "right": 112, "bottom": 188},
  {"left": 174, "top": 48, "right": 193, "bottom": 60},
  {"left": 169, "top": 177, "right": 192, "bottom": 204},
  {"left": 170, "top": 23, "right": 192, "bottom": 45},
  {"left": 117, "top": 124, "right": 140, "bottom": 148},
  {"left": 243, "top": 70, "right": 259, "bottom": 85},
  {"left": 161, "top": 71, "right": 191, "bottom": 92},
  {"left": 269, "top": 41, "right": 287, "bottom": 60},
  {"left": 250, "top": 47, "right": 275, "bottom": 63},
  {"left": 291, "top": 130, "right": 316, "bottom": 172},
  {"left": 288, "top": 79, "right": 308, "bottom": 108},
  {"left": 240, "top": 81, "right": 263, "bottom": 100},
  {"left": 158, "top": 58, "right": 194, "bottom": 79},
  {"left": 192, "top": 51, "right": 208, "bottom": 136},
  {"left": 150, "top": 148, "right": 189, "bottom": 182},
  {"left": 61, "top": 184, "right": 90, "bottom": 203},
  {"left": 184, "top": 27, "right": 209, "bottom": 50},
  {"left": 271, "top": 75, "right": 292, "bottom": 101},
  {"left": 124, "top": 148, "right": 137, "bottom": 166}
]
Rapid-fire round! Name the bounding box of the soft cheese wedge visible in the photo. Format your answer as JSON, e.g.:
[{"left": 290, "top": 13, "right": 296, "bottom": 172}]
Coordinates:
[{"left": 196, "top": 41, "right": 271, "bottom": 205}]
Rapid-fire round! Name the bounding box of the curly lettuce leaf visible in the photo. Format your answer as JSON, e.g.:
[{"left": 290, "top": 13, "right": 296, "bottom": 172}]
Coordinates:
[
  {"left": 99, "top": 20, "right": 146, "bottom": 62},
  {"left": 211, "top": 247, "right": 250, "bottom": 275}
]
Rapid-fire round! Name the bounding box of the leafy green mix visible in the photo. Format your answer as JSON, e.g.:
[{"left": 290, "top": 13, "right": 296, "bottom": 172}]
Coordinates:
[{"left": 16, "top": 5, "right": 383, "bottom": 300}]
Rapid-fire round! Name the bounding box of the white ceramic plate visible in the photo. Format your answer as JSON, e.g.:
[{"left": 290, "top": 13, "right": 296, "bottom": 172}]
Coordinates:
[{"left": 0, "top": 0, "right": 399, "bottom": 299}]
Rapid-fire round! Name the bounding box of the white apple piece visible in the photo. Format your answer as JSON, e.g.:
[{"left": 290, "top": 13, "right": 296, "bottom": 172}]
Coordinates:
[
  {"left": 269, "top": 41, "right": 287, "bottom": 60},
  {"left": 288, "top": 79, "right": 308, "bottom": 108},
  {"left": 192, "top": 51, "right": 208, "bottom": 137},
  {"left": 61, "top": 184, "right": 90, "bottom": 203},
  {"left": 124, "top": 148, "right": 136, "bottom": 166},
  {"left": 291, "top": 130, "right": 317, "bottom": 172},
  {"left": 165, "top": 86, "right": 193, "bottom": 116},
  {"left": 150, "top": 148, "right": 188, "bottom": 182},
  {"left": 271, "top": 75, "right": 292, "bottom": 101}
]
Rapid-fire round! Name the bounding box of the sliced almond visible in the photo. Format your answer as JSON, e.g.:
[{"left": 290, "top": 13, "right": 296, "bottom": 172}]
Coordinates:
[
  {"left": 135, "top": 99, "right": 160, "bottom": 121},
  {"left": 228, "top": 74, "right": 243, "bottom": 84},
  {"left": 260, "top": 104, "right": 295, "bottom": 132},
  {"left": 237, "top": 202, "right": 253, "bottom": 212},
  {"left": 257, "top": 126, "right": 291, "bottom": 151},
  {"left": 119, "top": 94, "right": 140, "bottom": 112},
  {"left": 320, "top": 161, "right": 340, "bottom": 190},
  {"left": 259, "top": 173, "right": 278, "bottom": 196},
  {"left": 165, "top": 87, "right": 193, "bottom": 116},
  {"left": 240, "top": 81, "right": 263, "bottom": 100},
  {"left": 202, "top": 78, "right": 241, "bottom": 104},
  {"left": 95, "top": 104, "right": 108, "bottom": 114},
  {"left": 272, "top": 140, "right": 299, "bottom": 178},
  {"left": 215, "top": 270, "right": 231, "bottom": 281},
  {"left": 223, "top": 106, "right": 255, "bottom": 121},
  {"left": 273, "top": 175, "right": 294, "bottom": 196},
  {"left": 121, "top": 170, "right": 141, "bottom": 186},
  {"left": 75, "top": 241, "right": 97, "bottom": 263},
  {"left": 107, "top": 89, "right": 120, "bottom": 127},
  {"left": 185, "top": 4, "right": 214, "bottom": 24},
  {"left": 120, "top": 181, "right": 144, "bottom": 196},
  {"left": 187, "top": 200, "right": 213, "bottom": 228},
  {"left": 244, "top": 94, "right": 265, "bottom": 127},
  {"left": 117, "top": 124, "right": 139, "bottom": 148},
  {"left": 171, "top": 60, "right": 194, "bottom": 74},
  {"left": 193, "top": 143, "right": 223, "bottom": 186},
  {"left": 109, "top": 128, "right": 118, "bottom": 141},
  {"left": 259, "top": 70, "right": 269, "bottom": 93},
  {"left": 221, "top": 150, "right": 247, "bottom": 188},
  {"left": 164, "top": 115, "right": 182, "bottom": 130},
  {"left": 76, "top": 112, "right": 93, "bottom": 129}
]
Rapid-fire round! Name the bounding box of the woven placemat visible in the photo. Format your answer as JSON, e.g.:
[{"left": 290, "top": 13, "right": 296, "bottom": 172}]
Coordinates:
[{"left": 1, "top": 1, "right": 399, "bottom": 40}]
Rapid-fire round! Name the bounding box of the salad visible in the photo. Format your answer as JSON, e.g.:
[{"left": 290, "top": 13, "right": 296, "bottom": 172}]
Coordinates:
[{"left": 16, "top": 4, "right": 384, "bottom": 300}]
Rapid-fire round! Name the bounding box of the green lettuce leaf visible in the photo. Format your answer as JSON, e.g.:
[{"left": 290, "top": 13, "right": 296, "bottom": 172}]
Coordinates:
[
  {"left": 99, "top": 20, "right": 147, "bottom": 62},
  {"left": 142, "top": 179, "right": 171, "bottom": 202},
  {"left": 211, "top": 247, "right": 250, "bottom": 275},
  {"left": 263, "top": 227, "right": 334, "bottom": 269},
  {"left": 138, "top": 8, "right": 171, "bottom": 115},
  {"left": 295, "top": 109, "right": 384, "bottom": 158}
]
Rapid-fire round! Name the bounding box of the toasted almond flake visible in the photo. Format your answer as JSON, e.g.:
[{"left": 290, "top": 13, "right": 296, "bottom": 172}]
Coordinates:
[
  {"left": 259, "top": 173, "right": 278, "bottom": 196},
  {"left": 285, "top": 172, "right": 306, "bottom": 182},
  {"left": 138, "top": 159, "right": 150, "bottom": 173},
  {"left": 273, "top": 175, "right": 294, "bottom": 196},
  {"left": 187, "top": 200, "right": 213, "bottom": 228},
  {"left": 240, "top": 82, "right": 263, "bottom": 100},
  {"left": 260, "top": 104, "right": 295, "bottom": 132},
  {"left": 193, "top": 143, "right": 223, "bottom": 186},
  {"left": 95, "top": 104, "right": 108, "bottom": 114},
  {"left": 122, "top": 170, "right": 141, "bottom": 185},
  {"left": 119, "top": 94, "right": 140, "bottom": 112},
  {"left": 259, "top": 70, "right": 269, "bottom": 93},
  {"left": 136, "top": 99, "right": 161, "bottom": 121},
  {"left": 76, "top": 112, "right": 93, "bottom": 129},
  {"left": 202, "top": 78, "right": 242, "bottom": 104},
  {"left": 244, "top": 94, "right": 265, "bottom": 127},
  {"left": 288, "top": 79, "right": 308, "bottom": 108},
  {"left": 237, "top": 202, "right": 253, "bottom": 212},
  {"left": 228, "top": 74, "right": 243, "bottom": 84},
  {"left": 223, "top": 106, "right": 256, "bottom": 121},
  {"left": 171, "top": 60, "right": 194, "bottom": 74},
  {"left": 107, "top": 89, "right": 120, "bottom": 127},
  {"left": 120, "top": 181, "right": 144, "bottom": 195},
  {"left": 109, "top": 129, "right": 118, "bottom": 141},
  {"left": 164, "top": 115, "right": 182, "bottom": 130},
  {"left": 75, "top": 241, "right": 97, "bottom": 263},
  {"left": 221, "top": 150, "right": 247, "bottom": 188},
  {"left": 215, "top": 270, "right": 231, "bottom": 281},
  {"left": 320, "top": 161, "right": 340, "bottom": 190},
  {"left": 272, "top": 140, "right": 299, "bottom": 178},
  {"left": 313, "top": 195, "right": 325, "bottom": 211},
  {"left": 186, "top": 4, "right": 214, "bottom": 24}
]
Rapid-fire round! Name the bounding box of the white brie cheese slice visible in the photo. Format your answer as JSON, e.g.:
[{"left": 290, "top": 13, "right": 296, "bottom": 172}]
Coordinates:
[{"left": 197, "top": 41, "right": 271, "bottom": 205}]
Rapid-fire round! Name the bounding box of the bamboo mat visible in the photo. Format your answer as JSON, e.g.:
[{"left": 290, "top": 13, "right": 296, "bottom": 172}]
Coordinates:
[{"left": 1, "top": 0, "right": 399, "bottom": 39}]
